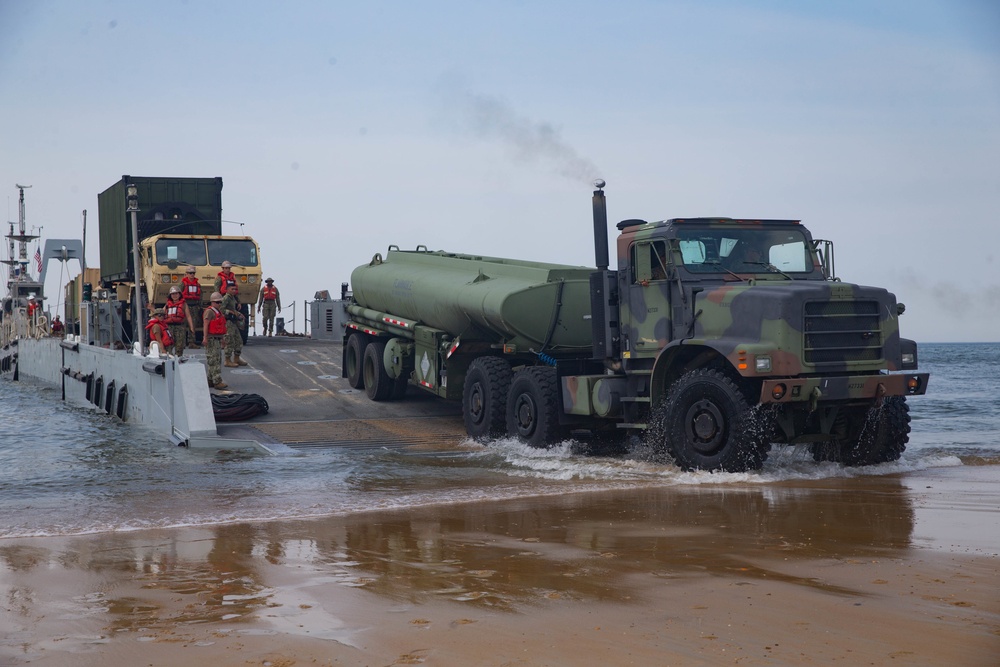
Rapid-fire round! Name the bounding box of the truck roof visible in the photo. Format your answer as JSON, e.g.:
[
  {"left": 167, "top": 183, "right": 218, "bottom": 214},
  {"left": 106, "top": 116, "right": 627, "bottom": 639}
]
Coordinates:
[{"left": 617, "top": 217, "right": 801, "bottom": 230}]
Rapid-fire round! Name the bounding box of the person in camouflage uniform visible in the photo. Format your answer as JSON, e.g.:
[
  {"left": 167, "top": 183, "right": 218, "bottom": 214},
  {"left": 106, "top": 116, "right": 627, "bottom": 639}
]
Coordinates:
[
  {"left": 202, "top": 292, "right": 227, "bottom": 389},
  {"left": 221, "top": 283, "right": 248, "bottom": 367},
  {"left": 163, "top": 286, "right": 195, "bottom": 356},
  {"left": 257, "top": 277, "right": 281, "bottom": 336}
]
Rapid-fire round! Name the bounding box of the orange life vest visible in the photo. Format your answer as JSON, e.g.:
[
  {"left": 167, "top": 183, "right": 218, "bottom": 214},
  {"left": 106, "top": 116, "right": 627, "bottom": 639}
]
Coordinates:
[
  {"left": 205, "top": 305, "right": 227, "bottom": 336},
  {"left": 217, "top": 270, "right": 236, "bottom": 294},
  {"left": 164, "top": 299, "right": 186, "bottom": 324},
  {"left": 146, "top": 318, "right": 174, "bottom": 347},
  {"left": 262, "top": 285, "right": 278, "bottom": 301},
  {"left": 27, "top": 302, "right": 40, "bottom": 317},
  {"left": 181, "top": 275, "right": 201, "bottom": 301}
]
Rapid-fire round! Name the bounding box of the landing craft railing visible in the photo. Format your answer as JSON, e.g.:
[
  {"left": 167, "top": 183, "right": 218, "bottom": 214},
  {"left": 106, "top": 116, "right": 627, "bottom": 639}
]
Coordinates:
[{"left": 1, "top": 308, "right": 53, "bottom": 347}]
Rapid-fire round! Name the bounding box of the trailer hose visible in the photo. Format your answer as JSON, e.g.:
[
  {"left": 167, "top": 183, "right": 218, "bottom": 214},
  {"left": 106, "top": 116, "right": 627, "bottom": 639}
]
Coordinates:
[{"left": 211, "top": 393, "right": 270, "bottom": 422}]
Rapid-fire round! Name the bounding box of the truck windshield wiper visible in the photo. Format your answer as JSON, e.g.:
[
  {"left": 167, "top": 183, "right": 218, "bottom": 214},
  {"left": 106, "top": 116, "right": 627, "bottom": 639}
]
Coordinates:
[
  {"left": 746, "top": 261, "right": 794, "bottom": 280},
  {"left": 703, "top": 259, "right": 749, "bottom": 282}
]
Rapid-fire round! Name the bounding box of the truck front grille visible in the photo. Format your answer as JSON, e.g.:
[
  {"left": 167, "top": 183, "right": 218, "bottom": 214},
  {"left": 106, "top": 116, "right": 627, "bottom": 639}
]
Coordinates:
[{"left": 803, "top": 300, "right": 882, "bottom": 364}]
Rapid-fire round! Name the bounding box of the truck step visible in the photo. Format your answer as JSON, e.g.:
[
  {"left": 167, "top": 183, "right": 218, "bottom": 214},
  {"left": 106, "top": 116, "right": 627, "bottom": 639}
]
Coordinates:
[
  {"left": 620, "top": 396, "right": 651, "bottom": 404},
  {"left": 616, "top": 423, "right": 649, "bottom": 430}
]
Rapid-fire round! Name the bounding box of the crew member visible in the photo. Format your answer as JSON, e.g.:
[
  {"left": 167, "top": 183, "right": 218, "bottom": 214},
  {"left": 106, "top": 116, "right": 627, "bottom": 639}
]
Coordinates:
[
  {"left": 202, "top": 292, "right": 228, "bottom": 389},
  {"left": 215, "top": 260, "right": 237, "bottom": 295},
  {"left": 26, "top": 296, "right": 40, "bottom": 319},
  {"left": 145, "top": 309, "right": 174, "bottom": 357},
  {"left": 26, "top": 296, "right": 41, "bottom": 335},
  {"left": 257, "top": 277, "right": 281, "bottom": 336},
  {"left": 181, "top": 266, "right": 202, "bottom": 348},
  {"left": 221, "top": 283, "right": 247, "bottom": 368},
  {"left": 164, "top": 286, "right": 196, "bottom": 356},
  {"left": 50, "top": 315, "right": 64, "bottom": 336}
]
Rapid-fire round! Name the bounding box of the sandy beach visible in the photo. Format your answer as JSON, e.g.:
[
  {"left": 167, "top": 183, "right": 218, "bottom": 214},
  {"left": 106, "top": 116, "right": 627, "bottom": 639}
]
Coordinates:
[{"left": 1, "top": 462, "right": 998, "bottom": 667}]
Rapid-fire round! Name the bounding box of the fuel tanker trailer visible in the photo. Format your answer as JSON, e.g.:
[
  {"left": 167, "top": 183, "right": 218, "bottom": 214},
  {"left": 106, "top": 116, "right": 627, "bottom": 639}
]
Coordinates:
[{"left": 343, "top": 181, "right": 929, "bottom": 472}]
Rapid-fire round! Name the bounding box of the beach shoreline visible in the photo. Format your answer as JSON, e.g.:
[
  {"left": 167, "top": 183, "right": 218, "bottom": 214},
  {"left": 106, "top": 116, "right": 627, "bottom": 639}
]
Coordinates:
[{"left": 2, "top": 463, "right": 998, "bottom": 666}]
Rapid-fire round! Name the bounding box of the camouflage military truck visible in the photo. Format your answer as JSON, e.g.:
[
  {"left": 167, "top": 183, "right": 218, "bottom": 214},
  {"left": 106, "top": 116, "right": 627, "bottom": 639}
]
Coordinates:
[{"left": 342, "top": 182, "right": 928, "bottom": 472}]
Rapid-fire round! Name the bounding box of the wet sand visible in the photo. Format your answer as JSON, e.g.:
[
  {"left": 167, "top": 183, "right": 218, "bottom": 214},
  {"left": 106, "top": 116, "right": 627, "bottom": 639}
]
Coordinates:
[{"left": 1, "top": 464, "right": 998, "bottom": 666}]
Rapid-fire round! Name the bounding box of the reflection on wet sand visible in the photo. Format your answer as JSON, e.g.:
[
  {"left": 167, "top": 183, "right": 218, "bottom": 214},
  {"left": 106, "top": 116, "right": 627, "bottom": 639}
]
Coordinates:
[{"left": 2, "top": 475, "right": 915, "bottom": 633}]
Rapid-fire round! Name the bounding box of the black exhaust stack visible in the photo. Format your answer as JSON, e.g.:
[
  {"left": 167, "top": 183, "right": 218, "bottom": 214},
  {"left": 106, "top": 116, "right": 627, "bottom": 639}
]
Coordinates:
[
  {"left": 592, "top": 179, "right": 609, "bottom": 270},
  {"left": 589, "top": 179, "right": 619, "bottom": 362}
]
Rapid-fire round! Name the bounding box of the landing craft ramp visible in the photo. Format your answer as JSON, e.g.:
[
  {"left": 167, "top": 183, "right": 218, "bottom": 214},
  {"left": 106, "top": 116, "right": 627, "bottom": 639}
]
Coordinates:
[{"left": 211, "top": 336, "right": 465, "bottom": 450}]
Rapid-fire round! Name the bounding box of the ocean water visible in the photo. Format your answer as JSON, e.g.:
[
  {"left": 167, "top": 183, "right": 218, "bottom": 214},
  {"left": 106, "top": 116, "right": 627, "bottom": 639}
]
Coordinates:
[{"left": 0, "top": 342, "right": 997, "bottom": 539}]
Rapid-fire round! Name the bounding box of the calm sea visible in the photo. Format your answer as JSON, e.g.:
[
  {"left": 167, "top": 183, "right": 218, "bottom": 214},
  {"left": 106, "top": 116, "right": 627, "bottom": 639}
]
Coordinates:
[{"left": 1, "top": 342, "right": 997, "bottom": 539}]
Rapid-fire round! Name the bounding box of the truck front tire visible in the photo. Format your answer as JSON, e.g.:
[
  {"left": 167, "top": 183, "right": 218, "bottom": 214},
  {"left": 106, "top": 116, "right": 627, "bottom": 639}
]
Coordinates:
[
  {"left": 812, "top": 396, "right": 910, "bottom": 466},
  {"left": 659, "top": 369, "right": 767, "bottom": 472},
  {"left": 463, "top": 357, "right": 512, "bottom": 440},
  {"left": 506, "top": 366, "right": 562, "bottom": 447}
]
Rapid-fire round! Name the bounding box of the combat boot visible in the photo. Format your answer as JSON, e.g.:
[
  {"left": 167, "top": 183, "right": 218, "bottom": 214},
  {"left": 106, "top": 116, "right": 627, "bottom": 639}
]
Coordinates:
[
  {"left": 224, "top": 355, "right": 238, "bottom": 368},
  {"left": 234, "top": 354, "right": 249, "bottom": 367},
  {"left": 214, "top": 381, "right": 228, "bottom": 389}
]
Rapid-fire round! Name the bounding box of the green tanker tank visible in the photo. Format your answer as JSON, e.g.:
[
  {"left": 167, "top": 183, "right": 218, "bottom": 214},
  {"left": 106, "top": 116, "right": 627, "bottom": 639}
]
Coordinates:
[
  {"left": 350, "top": 248, "right": 595, "bottom": 354},
  {"left": 342, "top": 182, "right": 929, "bottom": 473}
]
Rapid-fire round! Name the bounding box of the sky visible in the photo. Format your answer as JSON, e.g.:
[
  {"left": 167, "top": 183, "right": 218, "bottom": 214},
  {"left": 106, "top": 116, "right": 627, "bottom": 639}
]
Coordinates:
[{"left": 1, "top": 0, "right": 998, "bottom": 343}]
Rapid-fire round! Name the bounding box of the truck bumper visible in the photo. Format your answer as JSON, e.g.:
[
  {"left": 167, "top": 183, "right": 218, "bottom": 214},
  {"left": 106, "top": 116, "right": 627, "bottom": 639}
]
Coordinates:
[{"left": 758, "top": 372, "right": 929, "bottom": 405}]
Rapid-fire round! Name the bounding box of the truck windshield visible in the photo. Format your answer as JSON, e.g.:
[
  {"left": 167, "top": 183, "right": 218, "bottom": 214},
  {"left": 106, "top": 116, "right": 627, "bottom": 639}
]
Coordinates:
[
  {"left": 677, "top": 227, "right": 815, "bottom": 275},
  {"left": 155, "top": 239, "right": 207, "bottom": 266},
  {"left": 207, "top": 239, "right": 259, "bottom": 267}
]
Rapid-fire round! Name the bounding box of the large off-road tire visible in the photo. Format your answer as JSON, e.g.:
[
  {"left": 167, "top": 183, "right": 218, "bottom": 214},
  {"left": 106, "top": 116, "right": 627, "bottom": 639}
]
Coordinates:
[
  {"left": 463, "top": 357, "right": 513, "bottom": 440},
  {"left": 812, "top": 396, "right": 910, "bottom": 466},
  {"left": 345, "top": 333, "right": 367, "bottom": 389},
  {"left": 363, "top": 340, "right": 393, "bottom": 401},
  {"left": 506, "top": 366, "right": 562, "bottom": 447},
  {"left": 658, "top": 369, "right": 767, "bottom": 472},
  {"left": 239, "top": 304, "right": 250, "bottom": 345}
]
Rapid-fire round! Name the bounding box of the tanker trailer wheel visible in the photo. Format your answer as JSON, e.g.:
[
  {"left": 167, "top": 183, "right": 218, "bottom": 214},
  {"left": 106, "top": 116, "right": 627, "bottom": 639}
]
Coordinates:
[
  {"left": 812, "top": 396, "right": 910, "bottom": 466},
  {"left": 345, "top": 333, "right": 367, "bottom": 389},
  {"left": 506, "top": 366, "right": 562, "bottom": 447},
  {"left": 659, "top": 369, "right": 766, "bottom": 472},
  {"left": 463, "top": 357, "right": 512, "bottom": 440},
  {"left": 363, "top": 340, "right": 394, "bottom": 401}
]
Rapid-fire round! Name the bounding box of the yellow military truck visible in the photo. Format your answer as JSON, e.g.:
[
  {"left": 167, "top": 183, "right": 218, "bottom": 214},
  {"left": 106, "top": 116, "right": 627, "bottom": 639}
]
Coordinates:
[{"left": 98, "top": 176, "right": 262, "bottom": 343}]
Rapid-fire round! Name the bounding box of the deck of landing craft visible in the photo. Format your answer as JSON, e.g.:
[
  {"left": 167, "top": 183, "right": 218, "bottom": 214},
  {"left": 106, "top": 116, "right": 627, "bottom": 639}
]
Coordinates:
[{"left": 195, "top": 335, "right": 465, "bottom": 449}]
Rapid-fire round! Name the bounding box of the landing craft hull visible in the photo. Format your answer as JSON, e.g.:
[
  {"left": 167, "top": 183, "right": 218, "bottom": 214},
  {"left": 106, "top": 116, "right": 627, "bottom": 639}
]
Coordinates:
[{"left": 0, "top": 337, "right": 260, "bottom": 450}]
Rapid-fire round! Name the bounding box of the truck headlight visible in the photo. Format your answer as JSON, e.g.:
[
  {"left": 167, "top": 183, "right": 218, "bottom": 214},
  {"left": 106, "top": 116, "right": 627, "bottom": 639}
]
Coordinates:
[
  {"left": 901, "top": 353, "right": 915, "bottom": 365},
  {"left": 755, "top": 356, "right": 772, "bottom": 373}
]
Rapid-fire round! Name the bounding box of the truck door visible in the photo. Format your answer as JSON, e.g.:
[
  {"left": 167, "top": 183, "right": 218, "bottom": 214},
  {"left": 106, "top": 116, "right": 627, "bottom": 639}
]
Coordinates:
[{"left": 621, "top": 239, "right": 673, "bottom": 359}]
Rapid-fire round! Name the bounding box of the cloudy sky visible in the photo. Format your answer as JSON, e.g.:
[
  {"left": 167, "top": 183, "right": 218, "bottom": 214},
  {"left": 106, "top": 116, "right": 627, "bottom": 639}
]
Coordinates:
[{"left": 1, "top": 0, "right": 997, "bottom": 342}]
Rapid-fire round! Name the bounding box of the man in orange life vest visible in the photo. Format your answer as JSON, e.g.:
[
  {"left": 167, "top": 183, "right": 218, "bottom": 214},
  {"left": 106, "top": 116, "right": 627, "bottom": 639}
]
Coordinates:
[
  {"left": 214, "top": 260, "right": 237, "bottom": 296},
  {"left": 257, "top": 277, "right": 281, "bottom": 336},
  {"left": 164, "top": 286, "right": 196, "bottom": 356},
  {"left": 181, "top": 266, "right": 202, "bottom": 348},
  {"left": 145, "top": 308, "right": 173, "bottom": 358},
  {"left": 202, "top": 292, "right": 228, "bottom": 389}
]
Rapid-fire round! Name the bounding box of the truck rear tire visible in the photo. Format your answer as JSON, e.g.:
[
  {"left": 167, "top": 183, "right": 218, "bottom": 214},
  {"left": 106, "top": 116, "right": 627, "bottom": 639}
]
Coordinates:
[
  {"left": 506, "top": 366, "right": 562, "bottom": 447},
  {"left": 345, "top": 333, "right": 367, "bottom": 389},
  {"left": 811, "top": 396, "right": 910, "bottom": 466},
  {"left": 463, "top": 357, "right": 512, "bottom": 440},
  {"left": 659, "top": 369, "right": 767, "bottom": 472},
  {"left": 363, "top": 340, "right": 393, "bottom": 401}
]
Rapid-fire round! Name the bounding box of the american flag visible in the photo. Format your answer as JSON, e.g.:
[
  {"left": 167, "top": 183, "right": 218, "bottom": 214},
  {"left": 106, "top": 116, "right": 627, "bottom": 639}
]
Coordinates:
[{"left": 34, "top": 247, "right": 42, "bottom": 274}]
